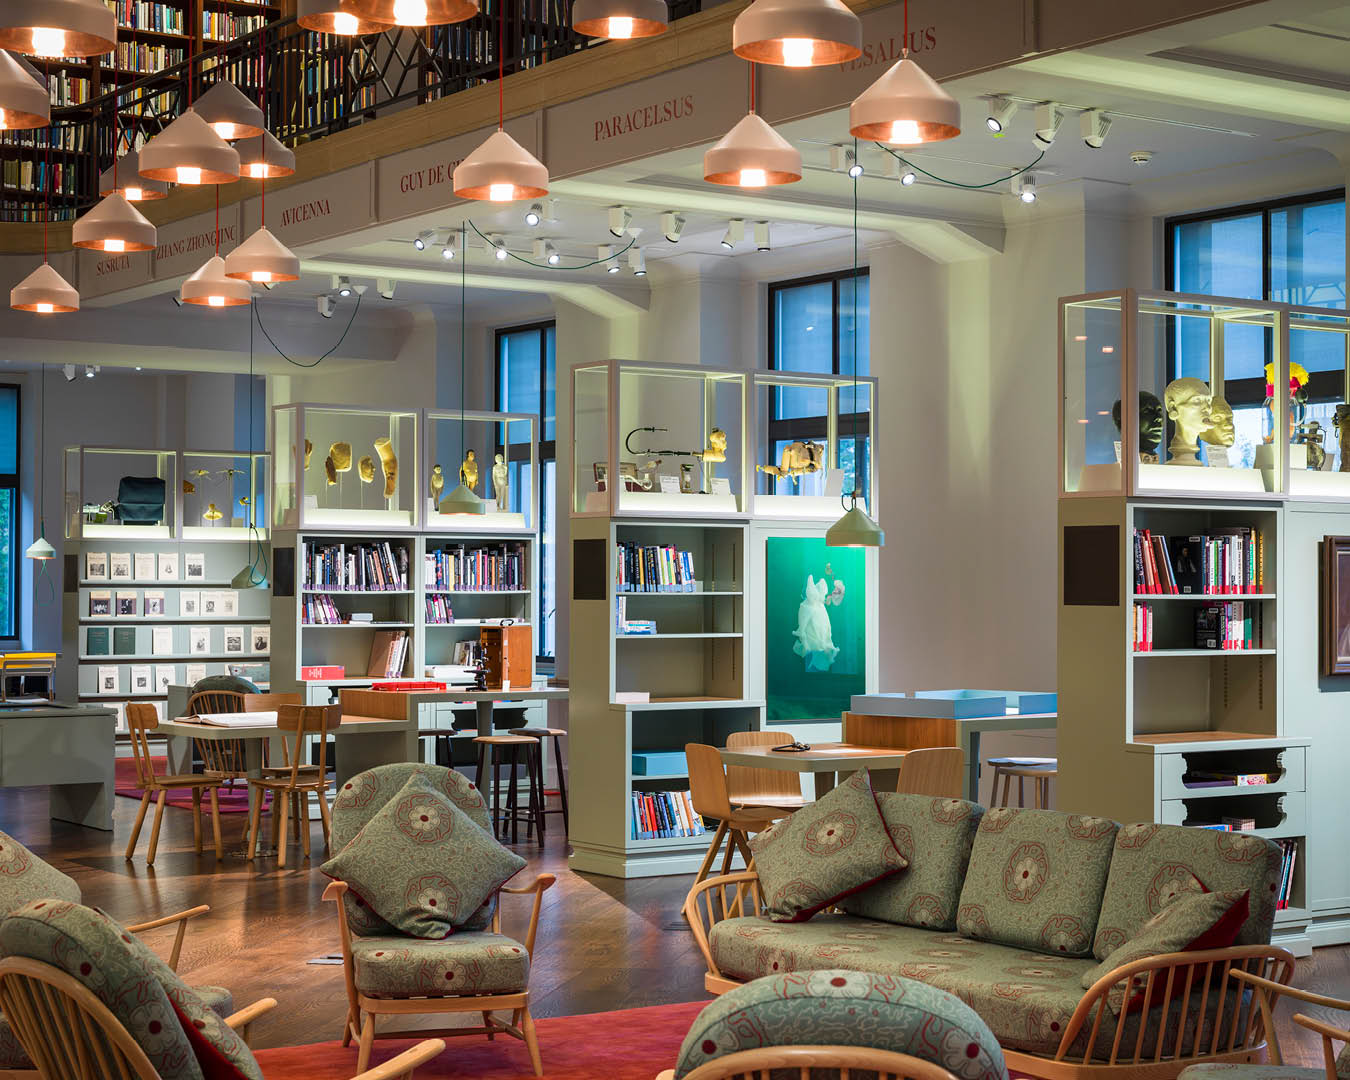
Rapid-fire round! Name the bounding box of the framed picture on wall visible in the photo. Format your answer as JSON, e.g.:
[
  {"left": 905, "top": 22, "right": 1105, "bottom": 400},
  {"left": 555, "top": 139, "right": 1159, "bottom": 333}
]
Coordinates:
[{"left": 1321, "top": 536, "right": 1350, "bottom": 676}]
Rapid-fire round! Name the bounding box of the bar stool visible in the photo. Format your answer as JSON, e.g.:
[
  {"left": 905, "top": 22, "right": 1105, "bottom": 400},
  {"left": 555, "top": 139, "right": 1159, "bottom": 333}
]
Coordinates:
[
  {"left": 509, "top": 727, "right": 569, "bottom": 837},
  {"left": 474, "top": 734, "right": 544, "bottom": 844},
  {"left": 988, "top": 757, "right": 1058, "bottom": 809}
]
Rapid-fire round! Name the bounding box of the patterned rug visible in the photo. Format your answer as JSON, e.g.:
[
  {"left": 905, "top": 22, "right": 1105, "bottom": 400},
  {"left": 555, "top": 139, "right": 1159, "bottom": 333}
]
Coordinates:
[
  {"left": 114, "top": 756, "right": 259, "bottom": 814},
  {"left": 253, "top": 1000, "right": 707, "bottom": 1078}
]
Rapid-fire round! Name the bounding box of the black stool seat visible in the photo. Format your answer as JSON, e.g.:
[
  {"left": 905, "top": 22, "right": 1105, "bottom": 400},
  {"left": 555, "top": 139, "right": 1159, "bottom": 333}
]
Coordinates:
[{"left": 509, "top": 727, "right": 569, "bottom": 838}]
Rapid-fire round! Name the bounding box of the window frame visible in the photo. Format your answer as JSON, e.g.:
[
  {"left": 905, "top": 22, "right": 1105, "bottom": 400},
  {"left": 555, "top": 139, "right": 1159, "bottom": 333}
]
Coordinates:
[
  {"left": 0, "top": 384, "right": 20, "bottom": 645},
  {"left": 494, "top": 320, "right": 556, "bottom": 662}
]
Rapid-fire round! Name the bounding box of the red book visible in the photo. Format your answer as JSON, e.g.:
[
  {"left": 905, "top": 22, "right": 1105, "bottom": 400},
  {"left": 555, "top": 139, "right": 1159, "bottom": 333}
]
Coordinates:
[{"left": 300, "top": 665, "right": 345, "bottom": 680}]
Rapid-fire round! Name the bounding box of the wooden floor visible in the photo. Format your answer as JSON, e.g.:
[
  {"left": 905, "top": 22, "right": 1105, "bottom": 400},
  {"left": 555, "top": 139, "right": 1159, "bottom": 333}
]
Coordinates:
[{"left": 2, "top": 784, "right": 1347, "bottom": 1066}]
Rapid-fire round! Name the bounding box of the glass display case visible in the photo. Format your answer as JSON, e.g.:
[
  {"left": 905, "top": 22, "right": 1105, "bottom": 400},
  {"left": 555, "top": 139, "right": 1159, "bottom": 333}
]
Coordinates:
[
  {"left": 180, "top": 451, "right": 268, "bottom": 540},
  {"left": 1062, "top": 290, "right": 1293, "bottom": 499},
  {"left": 424, "top": 410, "right": 536, "bottom": 532},
  {"left": 571, "top": 360, "right": 747, "bottom": 517},
  {"left": 64, "top": 446, "right": 176, "bottom": 539},
  {"left": 749, "top": 371, "right": 877, "bottom": 518},
  {"left": 272, "top": 404, "right": 419, "bottom": 530},
  {"left": 1287, "top": 307, "right": 1350, "bottom": 496}
]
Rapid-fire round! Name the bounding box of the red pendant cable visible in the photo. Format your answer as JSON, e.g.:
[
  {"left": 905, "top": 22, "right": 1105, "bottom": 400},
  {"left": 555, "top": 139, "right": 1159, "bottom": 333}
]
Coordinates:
[
  {"left": 498, "top": 1, "right": 504, "bottom": 129},
  {"left": 902, "top": 0, "right": 909, "bottom": 57},
  {"left": 748, "top": 60, "right": 755, "bottom": 112},
  {"left": 258, "top": 26, "right": 265, "bottom": 223},
  {"left": 43, "top": 63, "right": 49, "bottom": 262}
]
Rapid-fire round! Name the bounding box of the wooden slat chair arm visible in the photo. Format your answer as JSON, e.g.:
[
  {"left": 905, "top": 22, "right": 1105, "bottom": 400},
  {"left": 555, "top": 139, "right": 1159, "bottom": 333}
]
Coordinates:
[
  {"left": 222, "top": 997, "right": 277, "bottom": 1046},
  {"left": 682, "top": 871, "right": 763, "bottom": 988},
  {"left": 1293, "top": 1014, "right": 1350, "bottom": 1080},
  {"left": 499, "top": 873, "right": 556, "bottom": 956},
  {"left": 125, "top": 905, "right": 211, "bottom": 972},
  {"left": 1228, "top": 968, "right": 1350, "bottom": 1012},
  {"left": 349, "top": 1037, "right": 447, "bottom": 1080}
]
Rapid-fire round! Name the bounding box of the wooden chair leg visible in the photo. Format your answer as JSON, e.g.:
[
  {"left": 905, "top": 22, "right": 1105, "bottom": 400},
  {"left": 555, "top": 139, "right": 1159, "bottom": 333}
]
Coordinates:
[
  {"left": 147, "top": 789, "right": 168, "bottom": 866},
  {"left": 208, "top": 787, "right": 223, "bottom": 861},
  {"left": 521, "top": 1005, "right": 543, "bottom": 1077},
  {"left": 316, "top": 788, "right": 333, "bottom": 851},
  {"left": 276, "top": 788, "right": 290, "bottom": 870},
  {"left": 246, "top": 787, "right": 264, "bottom": 860},
  {"left": 530, "top": 745, "right": 544, "bottom": 841},
  {"left": 126, "top": 791, "right": 151, "bottom": 860},
  {"left": 719, "top": 827, "right": 737, "bottom": 876},
  {"left": 694, "top": 820, "right": 728, "bottom": 885},
  {"left": 341, "top": 1007, "right": 357, "bottom": 1048},
  {"left": 300, "top": 791, "right": 312, "bottom": 859},
  {"left": 552, "top": 736, "right": 569, "bottom": 836},
  {"left": 191, "top": 788, "right": 203, "bottom": 854},
  {"left": 507, "top": 747, "right": 520, "bottom": 845},
  {"left": 357, "top": 1012, "right": 375, "bottom": 1074},
  {"left": 730, "top": 829, "right": 754, "bottom": 871},
  {"left": 482, "top": 1010, "right": 495, "bottom": 1040}
]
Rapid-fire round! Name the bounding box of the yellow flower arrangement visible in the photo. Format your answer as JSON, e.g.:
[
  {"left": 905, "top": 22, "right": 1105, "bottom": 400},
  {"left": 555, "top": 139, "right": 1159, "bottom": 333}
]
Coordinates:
[{"left": 1266, "top": 362, "right": 1310, "bottom": 393}]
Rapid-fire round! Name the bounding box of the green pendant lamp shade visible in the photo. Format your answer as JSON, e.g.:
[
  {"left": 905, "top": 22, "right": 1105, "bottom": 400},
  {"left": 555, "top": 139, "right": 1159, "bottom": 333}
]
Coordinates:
[
  {"left": 24, "top": 535, "right": 55, "bottom": 560},
  {"left": 439, "top": 483, "right": 486, "bottom": 515},
  {"left": 826, "top": 503, "right": 884, "bottom": 547},
  {"left": 231, "top": 558, "right": 267, "bottom": 589}
]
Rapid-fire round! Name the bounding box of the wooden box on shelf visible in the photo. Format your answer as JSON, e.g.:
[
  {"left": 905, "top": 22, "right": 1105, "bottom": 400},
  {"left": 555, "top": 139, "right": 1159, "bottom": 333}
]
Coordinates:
[{"left": 480, "top": 624, "right": 531, "bottom": 690}]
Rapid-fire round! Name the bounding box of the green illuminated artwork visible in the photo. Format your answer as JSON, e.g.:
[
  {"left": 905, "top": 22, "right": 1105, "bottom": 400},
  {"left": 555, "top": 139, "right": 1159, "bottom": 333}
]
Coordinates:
[{"left": 765, "top": 536, "right": 866, "bottom": 723}]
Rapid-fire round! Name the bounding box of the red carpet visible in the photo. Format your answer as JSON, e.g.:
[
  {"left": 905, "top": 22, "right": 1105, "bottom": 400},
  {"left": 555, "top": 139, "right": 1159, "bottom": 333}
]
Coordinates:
[
  {"left": 253, "top": 1000, "right": 707, "bottom": 1079},
  {"left": 114, "top": 756, "right": 260, "bottom": 814}
]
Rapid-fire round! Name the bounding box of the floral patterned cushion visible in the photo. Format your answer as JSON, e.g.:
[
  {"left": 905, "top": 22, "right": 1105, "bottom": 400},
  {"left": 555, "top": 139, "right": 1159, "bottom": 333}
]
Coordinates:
[
  {"left": 1180, "top": 1067, "right": 1328, "bottom": 1080},
  {"left": 1082, "top": 889, "right": 1250, "bottom": 1012},
  {"left": 0, "top": 830, "right": 80, "bottom": 915},
  {"left": 0, "top": 1011, "right": 31, "bottom": 1069},
  {"left": 956, "top": 809, "right": 1117, "bottom": 958},
  {"left": 350, "top": 933, "right": 530, "bottom": 998},
  {"left": 840, "top": 794, "right": 983, "bottom": 931},
  {"left": 1093, "top": 824, "right": 1281, "bottom": 960},
  {"left": 673, "top": 969, "right": 1008, "bottom": 1080},
  {"left": 708, "top": 914, "right": 1252, "bottom": 1060},
  {"left": 194, "top": 984, "right": 235, "bottom": 1019},
  {"left": 749, "top": 769, "right": 905, "bottom": 923},
  {"left": 322, "top": 772, "right": 525, "bottom": 939},
  {"left": 332, "top": 763, "right": 495, "bottom": 937}
]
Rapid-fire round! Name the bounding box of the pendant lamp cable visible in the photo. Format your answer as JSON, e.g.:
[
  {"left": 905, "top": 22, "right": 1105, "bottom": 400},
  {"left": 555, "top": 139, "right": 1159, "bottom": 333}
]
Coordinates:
[
  {"left": 241, "top": 298, "right": 269, "bottom": 586},
  {"left": 845, "top": 137, "right": 860, "bottom": 513},
  {"left": 252, "top": 293, "right": 363, "bottom": 368},
  {"left": 465, "top": 218, "right": 634, "bottom": 269},
  {"left": 902, "top": 0, "right": 908, "bottom": 58},
  {"left": 460, "top": 220, "right": 467, "bottom": 465},
  {"left": 498, "top": 0, "right": 504, "bottom": 129},
  {"left": 877, "top": 142, "right": 1045, "bottom": 189},
  {"left": 215, "top": 185, "right": 220, "bottom": 255},
  {"left": 749, "top": 61, "right": 755, "bottom": 113},
  {"left": 43, "top": 63, "right": 49, "bottom": 260}
]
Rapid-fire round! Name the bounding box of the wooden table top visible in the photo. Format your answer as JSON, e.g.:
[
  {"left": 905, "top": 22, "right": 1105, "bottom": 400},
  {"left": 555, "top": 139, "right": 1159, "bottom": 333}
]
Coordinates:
[
  {"left": 154, "top": 715, "right": 410, "bottom": 739},
  {"left": 718, "top": 742, "right": 911, "bottom": 773}
]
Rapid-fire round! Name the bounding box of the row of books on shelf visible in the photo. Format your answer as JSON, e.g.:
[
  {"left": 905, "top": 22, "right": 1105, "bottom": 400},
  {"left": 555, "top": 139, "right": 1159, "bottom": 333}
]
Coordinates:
[
  {"left": 616, "top": 542, "right": 697, "bottom": 593},
  {"left": 0, "top": 203, "right": 77, "bottom": 221},
  {"left": 630, "top": 790, "right": 706, "bottom": 840},
  {"left": 303, "top": 540, "right": 409, "bottom": 591},
  {"left": 2, "top": 160, "right": 77, "bottom": 194},
  {"left": 368, "top": 630, "right": 409, "bottom": 678},
  {"left": 48, "top": 74, "right": 96, "bottom": 108},
  {"left": 107, "top": 42, "right": 187, "bottom": 73},
  {"left": 425, "top": 544, "right": 526, "bottom": 592},
  {"left": 1131, "top": 601, "right": 1262, "bottom": 651},
  {"left": 1, "top": 127, "right": 90, "bottom": 152},
  {"left": 302, "top": 595, "right": 347, "bottom": 625},
  {"left": 1134, "top": 527, "right": 1264, "bottom": 595},
  {"left": 202, "top": 13, "right": 268, "bottom": 40},
  {"left": 111, "top": 2, "right": 188, "bottom": 35}
]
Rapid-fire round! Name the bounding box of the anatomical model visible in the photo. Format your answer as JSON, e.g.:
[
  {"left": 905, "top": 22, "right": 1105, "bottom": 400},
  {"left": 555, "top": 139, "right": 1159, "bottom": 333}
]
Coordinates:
[
  {"left": 492, "top": 453, "right": 509, "bottom": 507},
  {"left": 374, "top": 437, "right": 397, "bottom": 498},
  {"left": 430, "top": 465, "right": 445, "bottom": 503},
  {"left": 358, "top": 456, "right": 375, "bottom": 483},
  {"left": 758, "top": 440, "right": 825, "bottom": 484},
  {"left": 460, "top": 450, "right": 479, "bottom": 492},
  {"left": 1164, "top": 378, "right": 1212, "bottom": 466}
]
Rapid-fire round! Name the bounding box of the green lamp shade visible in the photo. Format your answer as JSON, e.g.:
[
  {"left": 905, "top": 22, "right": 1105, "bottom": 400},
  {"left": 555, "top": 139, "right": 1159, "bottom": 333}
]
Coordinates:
[
  {"left": 826, "top": 504, "right": 884, "bottom": 548},
  {"left": 439, "top": 483, "right": 487, "bottom": 515},
  {"left": 231, "top": 563, "right": 267, "bottom": 589},
  {"left": 24, "top": 535, "right": 55, "bottom": 560}
]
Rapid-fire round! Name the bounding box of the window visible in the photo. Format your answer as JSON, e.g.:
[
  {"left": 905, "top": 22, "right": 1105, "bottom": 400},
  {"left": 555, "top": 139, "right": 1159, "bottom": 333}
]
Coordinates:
[
  {"left": 0, "top": 386, "right": 18, "bottom": 640},
  {"left": 496, "top": 323, "right": 556, "bottom": 660},
  {"left": 1166, "top": 191, "right": 1346, "bottom": 466},
  {"left": 767, "top": 269, "right": 870, "bottom": 505}
]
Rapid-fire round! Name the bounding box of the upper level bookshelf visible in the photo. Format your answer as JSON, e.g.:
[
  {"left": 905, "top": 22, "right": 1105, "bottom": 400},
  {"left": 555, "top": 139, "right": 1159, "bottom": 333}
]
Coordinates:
[{"left": 1061, "top": 290, "right": 1350, "bottom": 503}]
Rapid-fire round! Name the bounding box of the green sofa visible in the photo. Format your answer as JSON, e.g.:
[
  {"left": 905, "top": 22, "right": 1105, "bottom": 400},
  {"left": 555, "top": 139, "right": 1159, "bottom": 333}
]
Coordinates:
[{"left": 685, "top": 796, "right": 1296, "bottom": 1080}]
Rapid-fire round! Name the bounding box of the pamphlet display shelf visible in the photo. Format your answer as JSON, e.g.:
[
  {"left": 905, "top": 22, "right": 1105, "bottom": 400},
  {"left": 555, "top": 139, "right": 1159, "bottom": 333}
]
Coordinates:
[{"left": 571, "top": 360, "right": 748, "bottom": 519}]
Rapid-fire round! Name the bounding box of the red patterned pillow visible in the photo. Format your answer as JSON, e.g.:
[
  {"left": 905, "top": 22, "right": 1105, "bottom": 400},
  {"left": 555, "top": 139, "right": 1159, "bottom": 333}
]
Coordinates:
[{"left": 749, "top": 769, "right": 906, "bottom": 923}]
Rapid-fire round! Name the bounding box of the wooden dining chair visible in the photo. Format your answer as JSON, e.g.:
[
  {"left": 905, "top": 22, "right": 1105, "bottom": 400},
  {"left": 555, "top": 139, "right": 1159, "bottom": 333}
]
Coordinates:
[
  {"left": 686, "top": 743, "right": 789, "bottom": 886},
  {"left": 723, "top": 730, "right": 807, "bottom": 813},
  {"left": 895, "top": 747, "right": 965, "bottom": 798},
  {"left": 124, "top": 703, "right": 224, "bottom": 866},
  {"left": 245, "top": 705, "right": 341, "bottom": 868},
  {"left": 186, "top": 689, "right": 250, "bottom": 791}
]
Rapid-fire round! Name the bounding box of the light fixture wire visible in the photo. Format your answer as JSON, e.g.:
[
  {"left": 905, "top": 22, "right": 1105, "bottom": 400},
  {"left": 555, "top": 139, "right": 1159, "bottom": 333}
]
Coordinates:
[
  {"left": 239, "top": 297, "right": 270, "bottom": 587},
  {"left": 32, "top": 363, "right": 55, "bottom": 601},
  {"left": 460, "top": 219, "right": 467, "bottom": 468},
  {"left": 844, "top": 136, "right": 860, "bottom": 514},
  {"left": 876, "top": 142, "right": 1045, "bottom": 189},
  {"left": 252, "top": 292, "right": 363, "bottom": 368},
  {"left": 465, "top": 218, "right": 635, "bottom": 269}
]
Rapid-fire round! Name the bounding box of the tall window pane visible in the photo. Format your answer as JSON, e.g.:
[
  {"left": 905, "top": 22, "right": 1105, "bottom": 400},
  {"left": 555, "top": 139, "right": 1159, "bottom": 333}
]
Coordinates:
[
  {"left": 1271, "top": 199, "right": 1345, "bottom": 309},
  {"left": 773, "top": 281, "right": 834, "bottom": 420},
  {"left": 1171, "top": 214, "right": 1263, "bottom": 299}
]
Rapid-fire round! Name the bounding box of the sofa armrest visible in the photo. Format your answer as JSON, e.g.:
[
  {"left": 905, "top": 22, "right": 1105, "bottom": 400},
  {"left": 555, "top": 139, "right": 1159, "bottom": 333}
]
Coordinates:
[
  {"left": 683, "top": 872, "right": 762, "bottom": 984},
  {"left": 125, "top": 905, "right": 211, "bottom": 972},
  {"left": 1050, "top": 945, "right": 1295, "bottom": 1067}
]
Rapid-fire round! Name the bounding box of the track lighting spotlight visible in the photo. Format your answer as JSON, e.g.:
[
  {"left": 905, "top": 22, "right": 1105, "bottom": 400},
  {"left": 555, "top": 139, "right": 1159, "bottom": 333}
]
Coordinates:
[
  {"left": 533, "top": 239, "right": 561, "bottom": 265},
  {"left": 84, "top": 365, "right": 97, "bottom": 379},
  {"left": 1033, "top": 104, "right": 1062, "bottom": 149},
  {"left": 377, "top": 278, "right": 396, "bottom": 300},
  {"left": 412, "top": 229, "right": 432, "bottom": 251},
  {"left": 317, "top": 294, "right": 335, "bottom": 318},
  {"left": 720, "top": 219, "right": 745, "bottom": 250},
  {"left": 441, "top": 240, "right": 456, "bottom": 260},
  {"left": 63, "top": 364, "right": 76, "bottom": 383},
  {"left": 335, "top": 275, "right": 354, "bottom": 297},
  {"left": 629, "top": 247, "right": 647, "bottom": 276},
  {"left": 661, "top": 212, "right": 686, "bottom": 243},
  {"left": 525, "top": 203, "right": 543, "bottom": 227},
  {"left": 753, "top": 221, "right": 771, "bottom": 252},
  {"left": 900, "top": 170, "right": 916, "bottom": 186},
  {"left": 608, "top": 205, "right": 633, "bottom": 237},
  {"left": 598, "top": 244, "right": 621, "bottom": 273},
  {"left": 171, "top": 295, "right": 184, "bottom": 308},
  {"left": 830, "top": 145, "right": 863, "bottom": 177},
  {"left": 493, "top": 237, "right": 509, "bottom": 261},
  {"left": 1081, "top": 109, "right": 1111, "bottom": 149},
  {"left": 1013, "top": 172, "right": 1037, "bottom": 203},
  {"left": 985, "top": 96, "right": 1016, "bottom": 134},
  {"left": 548, "top": 248, "right": 561, "bottom": 266}
]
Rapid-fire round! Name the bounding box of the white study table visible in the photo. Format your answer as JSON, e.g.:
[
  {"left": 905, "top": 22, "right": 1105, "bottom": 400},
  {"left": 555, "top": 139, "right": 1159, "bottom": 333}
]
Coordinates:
[{"left": 718, "top": 742, "right": 912, "bottom": 799}]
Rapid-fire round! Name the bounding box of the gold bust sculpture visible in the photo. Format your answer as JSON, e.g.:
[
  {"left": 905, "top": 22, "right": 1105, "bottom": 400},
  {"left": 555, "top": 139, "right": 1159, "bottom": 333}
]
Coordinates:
[
  {"left": 1164, "top": 378, "right": 1213, "bottom": 466},
  {"left": 460, "top": 450, "right": 479, "bottom": 492}
]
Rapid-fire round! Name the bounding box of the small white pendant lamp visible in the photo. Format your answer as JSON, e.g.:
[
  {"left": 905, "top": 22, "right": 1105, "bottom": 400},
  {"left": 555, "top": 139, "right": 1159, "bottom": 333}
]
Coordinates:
[
  {"left": 182, "top": 256, "right": 253, "bottom": 307},
  {"left": 826, "top": 504, "right": 884, "bottom": 547},
  {"left": 346, "top": 0, "right": 478, "bottom": 27},
  {"left": 11, "top": 263, "right": 78, "bottom": 314},
  {"left": 849, "top": 0, "right": 959, "bottom": 145},
  {"left": 24, "top": 535, "right": 55, "bottom": 560},
  {"left": 704, "top": 112, "right": 801, "bottom": 187},
  {"left": 193, "top": 79, "right": 266, "bottom": 141},
  {"left": 139, "top": 109, "right": 240, "bottom": 185},
  {"left": 224, "top": 227, "right": 299, "bottom": 283},
  {"left": 0, "top": 0, "right": 117, "bottom": 58},
  {"left": 297, "top": 0, "right": 392, "bottom": 34},
  {"left": 440, "top": 483, "right": 486, "bottom": 515},
  {"left": 573, "top": 0, "right": 668, "bottom": 38},
  {"left": 99, "top": 151, "right": 169, "bottom": 201},
  {"left": 236, "top": 131, "right": 296, "bottom": 179},
  {"left": 72, "top": 192, "right": 157, "bottom": 252},
  {"left": 732, "top": 0, "right": 860, "bottom": 67},
  {"left": 26, "top": 364, "right": 55, "bottom": 561},
  {"left": 0, "top": 50, "right": 49, "bottom": 130}
]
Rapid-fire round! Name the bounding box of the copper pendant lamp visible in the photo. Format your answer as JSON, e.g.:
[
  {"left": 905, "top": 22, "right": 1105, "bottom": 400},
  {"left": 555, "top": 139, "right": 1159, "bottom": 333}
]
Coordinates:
[
  {"left": 224, "top": 228, "right": 300, "bottom": 283},
  {"left": 0, "top": 0, "right": 117, "bottom": 59},
  {"left": 182, "top": 255, "right": 253, "bottom": 306},
  {"left": 704, "top": 66, "right": 801, "bottom": 187},
  {"left": 72, "top": 191, "right": 157, "bottom": 252},
  {"left": 236, "top": 131, "right": 296, "bottom": 179},
  {"left": 0, "top": 50, "right": 49, "bottom": 130},
  {"left": 344, "top": 0, "right": 478, "bottom": 27},
  {"left": 297, "top": 0, "right": 392, "bottom": 34},
  {"left": 99, "top": 151, "right": 170, "bottom": 201},
  {"left": 193, "top": 79, "right": 266, "bottom": 141},
  {"left": 11, "top": 262, "right": 78, "bottom": 313},
  {"left": 732, "top": 0, "right": 860, "bottom": 67},
  {"left": 139, "top": 109, "right": 241, "bottom": 184},
  {"left": 849, "top": 0, "right": 959, "bottom": 145},
  {"left": 572, "top": 0, "right": 668, "bottom": 38}
]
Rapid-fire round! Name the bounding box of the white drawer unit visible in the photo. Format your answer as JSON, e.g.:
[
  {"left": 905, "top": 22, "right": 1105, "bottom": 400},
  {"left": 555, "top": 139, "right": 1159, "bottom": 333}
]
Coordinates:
[{"left": 1158, "top": 744, "right": 1306, "bottom": 801}]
